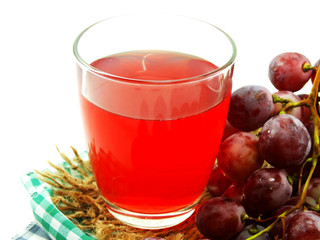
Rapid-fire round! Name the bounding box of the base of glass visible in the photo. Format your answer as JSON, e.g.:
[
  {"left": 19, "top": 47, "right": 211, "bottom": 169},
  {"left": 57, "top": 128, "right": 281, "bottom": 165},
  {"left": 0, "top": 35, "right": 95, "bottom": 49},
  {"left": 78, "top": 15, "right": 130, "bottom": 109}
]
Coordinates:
[{"left": 104, "top": 199, "right": 196, "bottom": 229}]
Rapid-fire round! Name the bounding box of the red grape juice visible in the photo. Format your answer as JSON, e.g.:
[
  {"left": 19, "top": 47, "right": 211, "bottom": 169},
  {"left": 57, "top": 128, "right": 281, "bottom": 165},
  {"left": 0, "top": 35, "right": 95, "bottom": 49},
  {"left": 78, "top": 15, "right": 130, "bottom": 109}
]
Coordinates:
[{"left": 79, "top": 50, "right": 232, "bottom": 214}]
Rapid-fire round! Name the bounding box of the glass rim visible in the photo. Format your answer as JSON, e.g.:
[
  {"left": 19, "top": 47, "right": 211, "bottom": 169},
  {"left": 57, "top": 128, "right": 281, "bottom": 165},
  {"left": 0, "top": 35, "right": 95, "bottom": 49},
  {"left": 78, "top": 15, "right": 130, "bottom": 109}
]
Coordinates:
[{"left": 73, "top": 14, "right": 237, "bottom": 84}]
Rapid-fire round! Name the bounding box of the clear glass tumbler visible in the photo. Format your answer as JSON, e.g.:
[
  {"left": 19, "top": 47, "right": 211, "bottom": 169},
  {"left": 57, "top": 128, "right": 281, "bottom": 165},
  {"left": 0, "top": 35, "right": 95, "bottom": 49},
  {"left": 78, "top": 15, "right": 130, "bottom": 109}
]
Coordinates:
[{"left": 73, "top": 13, "right": 236, "bottom": 229}]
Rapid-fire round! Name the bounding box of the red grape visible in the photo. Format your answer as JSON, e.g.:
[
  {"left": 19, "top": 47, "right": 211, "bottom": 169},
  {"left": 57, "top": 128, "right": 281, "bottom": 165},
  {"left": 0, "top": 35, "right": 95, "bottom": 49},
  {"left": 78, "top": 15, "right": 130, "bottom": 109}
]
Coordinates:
[
  {"left": 259, "top": 114, "right": 311, "bottom": 169},
  {"left": 268, "top": 205, "right": 301, "bottom": 239},
  {"left": 221, "top": 119, "right": 240, "bottom": 142},
  {"left": 285, "top": 195, "right": 317, "bottom": 208},
  {"left": 298, "top": 94, "right": 313, "bottom": 129},
  {"left": 306, "top": 178, "right": 320, "bottom": 203},
  {"left": 207, "top": 166, "right": 233, "bottom": 197},
  {"left": 195, "top": 51, "right": 320, "bottom": 240},
  {"left": 217, "top": 132, "right": 263, "bottom": 182},
  {"left": 273, "top": 90, "right": 302, "bottom": 120},
  {"left": 286, "top": 211, "right": 320, "bottom": 240},
  {"left": 195, "top": 197, "right": 245, "bottom": 240},
  {"left": 227, "top": 85, "right": 274, "bottom": 131},
  {"left": 284, "top": 196, "right": 300, "bottom": 206},
  {"left": 298, "top": 94, "right": 320, "bottom": 149},
  {"left": 311, "top": 59, "right": 320, "bottom": 82},
  {"left": 242, "top": 168, "right": 292, "bottom": 214},
  {"left": 222, "top": 183, "right": 244, "bottom": 204},
  {"left": 269, "top": 52, "right": 312, "bottom": 92}
]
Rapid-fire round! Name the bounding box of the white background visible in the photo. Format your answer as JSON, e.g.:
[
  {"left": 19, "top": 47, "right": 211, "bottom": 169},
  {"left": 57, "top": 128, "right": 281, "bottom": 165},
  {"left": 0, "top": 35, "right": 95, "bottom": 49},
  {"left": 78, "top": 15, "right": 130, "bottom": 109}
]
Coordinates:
[{"left": 1, "top": 0, "right": 320, "bottom": 239}]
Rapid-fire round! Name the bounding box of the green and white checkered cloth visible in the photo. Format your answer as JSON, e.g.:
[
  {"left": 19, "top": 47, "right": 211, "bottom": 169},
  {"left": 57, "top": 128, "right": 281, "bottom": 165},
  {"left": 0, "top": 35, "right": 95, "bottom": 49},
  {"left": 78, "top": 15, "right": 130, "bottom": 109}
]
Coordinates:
[{"left": 20, "top": 171, "right": 96, "bottom": 240}]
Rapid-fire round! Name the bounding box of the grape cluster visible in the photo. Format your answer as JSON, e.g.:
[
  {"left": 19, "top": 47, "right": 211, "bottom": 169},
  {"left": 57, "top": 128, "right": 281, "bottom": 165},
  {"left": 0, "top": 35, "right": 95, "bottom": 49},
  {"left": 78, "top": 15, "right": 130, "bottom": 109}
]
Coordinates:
[{"left": 196, "top": 52, "right": 320, "bottom": 240}]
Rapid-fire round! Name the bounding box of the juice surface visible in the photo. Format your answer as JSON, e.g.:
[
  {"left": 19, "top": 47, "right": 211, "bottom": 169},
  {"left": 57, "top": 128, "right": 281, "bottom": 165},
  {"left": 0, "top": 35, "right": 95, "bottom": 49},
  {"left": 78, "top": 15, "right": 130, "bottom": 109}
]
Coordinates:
[{"left": 80, "top": 50, "right": 231, "bottom": 214}]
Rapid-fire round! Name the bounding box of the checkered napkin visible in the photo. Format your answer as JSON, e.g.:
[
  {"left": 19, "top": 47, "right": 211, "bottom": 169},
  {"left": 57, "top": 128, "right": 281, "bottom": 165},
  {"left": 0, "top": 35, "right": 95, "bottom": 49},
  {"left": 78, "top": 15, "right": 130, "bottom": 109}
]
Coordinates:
[
  {"left": 19, "top": 172, "right": 96, "bottom": 240},
  {"left": 12, "top": 221, "right": 51, "bottom": 240}
]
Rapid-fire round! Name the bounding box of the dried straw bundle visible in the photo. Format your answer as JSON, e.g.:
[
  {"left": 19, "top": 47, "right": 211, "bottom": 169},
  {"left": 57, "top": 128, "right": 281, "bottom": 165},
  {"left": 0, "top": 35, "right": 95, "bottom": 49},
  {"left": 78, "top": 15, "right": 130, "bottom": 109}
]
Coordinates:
[{"left": 35, "top": 147, "right": 207, "bottom": 240}]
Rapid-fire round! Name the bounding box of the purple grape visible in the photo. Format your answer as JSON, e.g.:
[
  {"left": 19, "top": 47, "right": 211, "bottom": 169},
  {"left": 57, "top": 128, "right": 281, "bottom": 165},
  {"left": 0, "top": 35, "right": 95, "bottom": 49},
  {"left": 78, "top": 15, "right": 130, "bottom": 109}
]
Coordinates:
[
  {"left": 217, "top": 132, "right": 263, "bottom": 183},
  {"left": 286, "top": 211, "right": 320, "bottom": 240},
  {"left": 242, "top": 168, "right": 292, "bottom": 214},
  {"left": 235, "top": 224, "right": 271, "bottom": 240},
  {"left": 227, "top": 85, "right": 275, "bottom": 131},
  {"left": 195, "top": 197, "right": 245, "bottom": 240},
  {"left": 273, "top": 90, "right": 302, "bottom": 120},
  {"left": 269, "top": 52, "right": 312, "bottom": 92},
  {"left": 259, "top": 114, "right": 311, "bottom": 169}
]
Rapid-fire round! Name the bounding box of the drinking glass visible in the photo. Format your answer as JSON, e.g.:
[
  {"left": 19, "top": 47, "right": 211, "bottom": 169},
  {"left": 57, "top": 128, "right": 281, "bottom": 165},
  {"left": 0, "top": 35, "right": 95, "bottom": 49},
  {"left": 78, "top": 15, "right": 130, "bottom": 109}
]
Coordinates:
[{"left": 73, "top": 13, "right": 236, "bottom": 229}]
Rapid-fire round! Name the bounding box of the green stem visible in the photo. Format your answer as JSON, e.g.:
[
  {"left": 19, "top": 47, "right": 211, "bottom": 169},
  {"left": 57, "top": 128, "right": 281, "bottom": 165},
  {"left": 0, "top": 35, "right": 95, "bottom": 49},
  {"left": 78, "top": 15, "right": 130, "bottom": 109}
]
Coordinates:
[
  {"left": 272, "top": 94, "right": 291, "bottom": 104},
  {"left": 309, "top": 66, "right": 320, "bottom": 157},
  {"left": 297, "top": 158, "right": 312, "bottom": 196},
  {"left": 279, "top": 98, "right": 309, "bottom": 114},
  {"left": 303, "top": 62, "right": 315, "bottom": 72},
  {"left": 245, "top": 212, "right": 285, "bottom": 240},
  {"left": 297, "top": 157, "right": 318, "bottom": 208}
]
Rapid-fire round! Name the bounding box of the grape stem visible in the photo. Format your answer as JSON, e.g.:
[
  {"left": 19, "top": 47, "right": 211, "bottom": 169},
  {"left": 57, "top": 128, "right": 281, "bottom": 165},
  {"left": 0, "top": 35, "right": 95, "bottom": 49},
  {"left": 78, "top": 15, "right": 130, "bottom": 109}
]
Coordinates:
[
  {"left": 297, "top": 158, "right": 312, "bottom": 196},
  {"left": 272, "top": 94, "right": 292, "bottom": 106},
  {"left": 246, "top": 65, "right": 320, "bottom": 240},
  {"left": 303, "top": 62, "right": 316, "bottom": 72}
]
